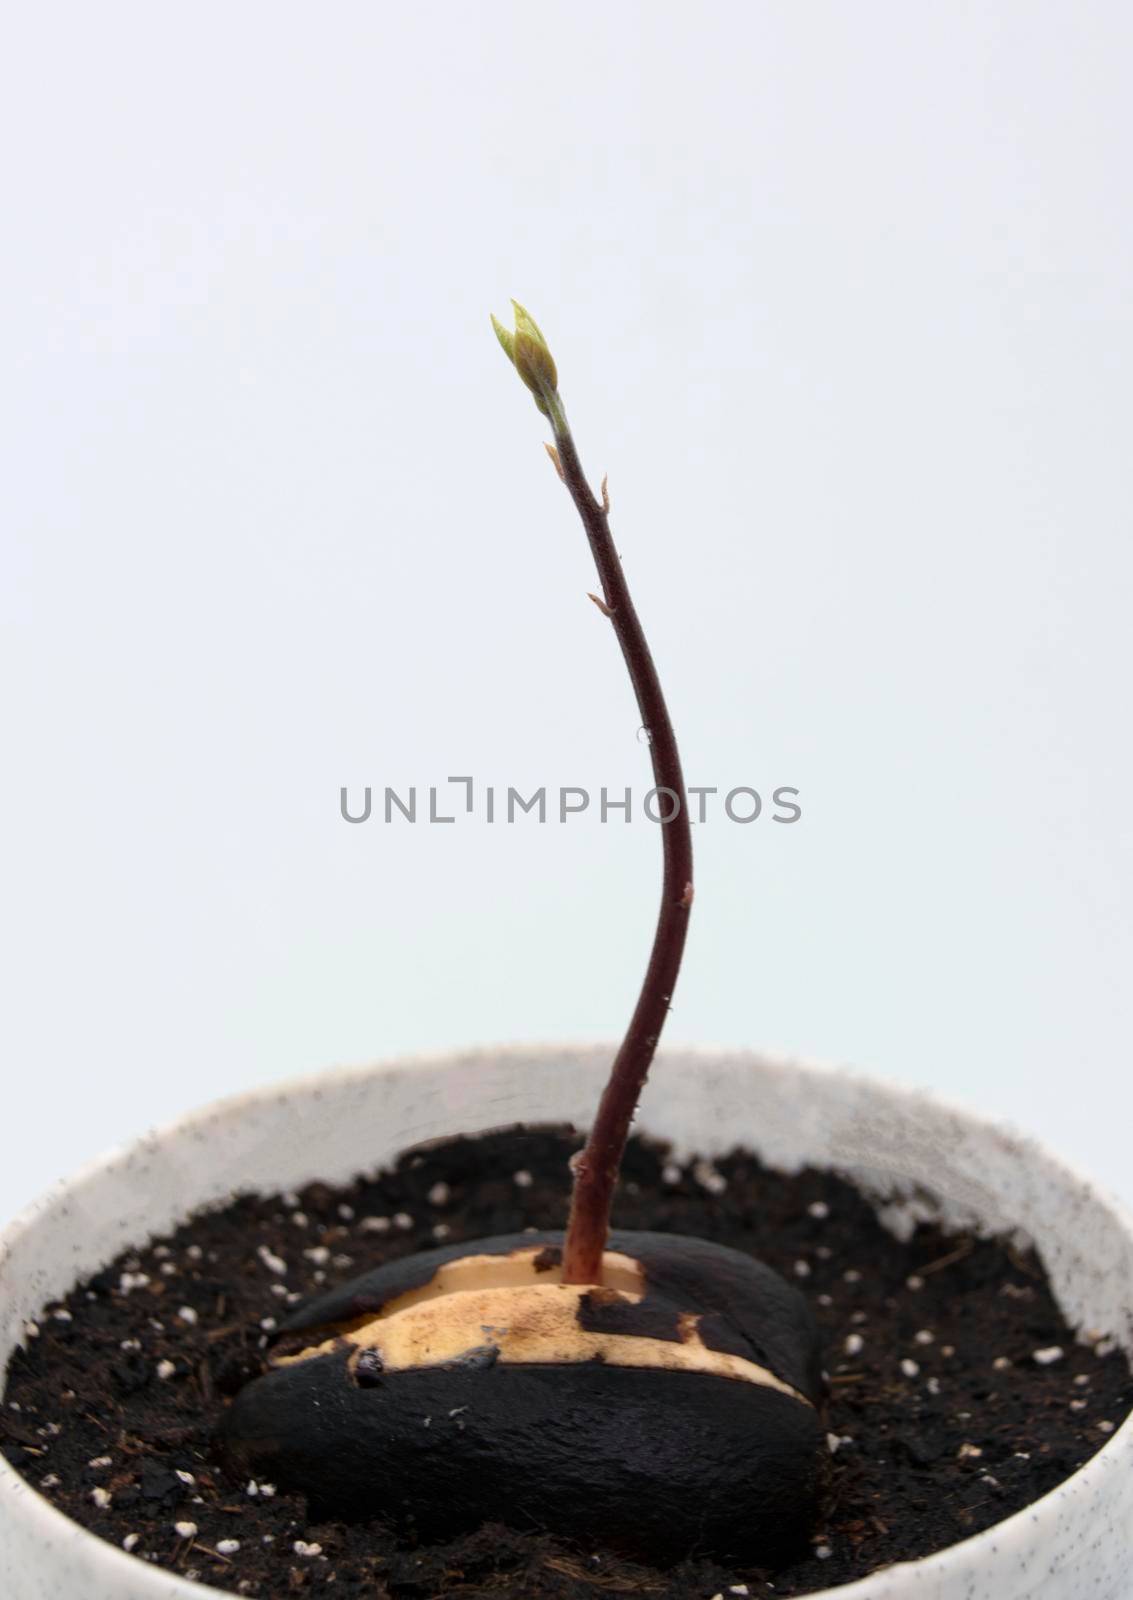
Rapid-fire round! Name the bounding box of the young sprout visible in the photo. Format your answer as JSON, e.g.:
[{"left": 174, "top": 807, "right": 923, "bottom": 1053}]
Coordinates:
[
  {"left": 491, "top": 301, "right": 694, "bottom": 1285},
  {"left": 222, "top": 316, "right": 824, "bottom": 1562}
]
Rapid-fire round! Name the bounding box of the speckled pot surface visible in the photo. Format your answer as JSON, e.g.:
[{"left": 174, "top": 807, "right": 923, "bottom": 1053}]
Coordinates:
[{"left": 2, "top": 1046, "right": 1131, "bottom": 1599}]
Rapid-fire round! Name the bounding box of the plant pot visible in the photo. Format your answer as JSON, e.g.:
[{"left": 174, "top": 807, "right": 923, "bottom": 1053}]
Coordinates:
[{"left": 1, "top": 1045, "right": 1131, "bottom": 1599}]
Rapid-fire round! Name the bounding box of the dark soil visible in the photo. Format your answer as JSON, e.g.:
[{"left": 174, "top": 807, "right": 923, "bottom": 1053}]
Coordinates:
[{"left": 2, "top": 1126, "right": 1130, "bottom": 1598}]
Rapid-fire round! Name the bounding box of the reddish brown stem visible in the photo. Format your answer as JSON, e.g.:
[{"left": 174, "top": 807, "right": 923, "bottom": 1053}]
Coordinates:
[{"left": 551, "top": 422, "right": 694, "bottom": 1285}]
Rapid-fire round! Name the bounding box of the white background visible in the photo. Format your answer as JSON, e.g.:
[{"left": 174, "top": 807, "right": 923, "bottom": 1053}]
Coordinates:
[{"left": 3, "top": 2, "right": 1131, "bottom": 1223}]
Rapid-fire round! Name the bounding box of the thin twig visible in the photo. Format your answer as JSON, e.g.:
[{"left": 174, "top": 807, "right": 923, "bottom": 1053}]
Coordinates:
[
  {"left": 919, "top": 1239, "right": 975, "bottom": 1276},
  {"left": 550, "top": 425, "right": 693, "bottom": 1285},
  {"left": 493, "top": 303, "right": 695, "bottom": 1285}
]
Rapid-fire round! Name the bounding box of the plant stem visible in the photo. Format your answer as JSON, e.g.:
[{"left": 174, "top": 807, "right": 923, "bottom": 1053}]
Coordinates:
[{"left": 550, "top": 418, "right": 694, "bottom": 1285}]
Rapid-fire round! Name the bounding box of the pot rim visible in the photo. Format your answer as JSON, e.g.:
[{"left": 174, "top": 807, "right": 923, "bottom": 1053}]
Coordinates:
[{"left": 2, "top": 1042, "right": 1131, "bottom": 1600}]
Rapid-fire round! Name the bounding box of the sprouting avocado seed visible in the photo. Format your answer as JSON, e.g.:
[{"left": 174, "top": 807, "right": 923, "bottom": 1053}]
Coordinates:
[{"left": 219, "top": 1230, "right": 825, "bottom": 1565}]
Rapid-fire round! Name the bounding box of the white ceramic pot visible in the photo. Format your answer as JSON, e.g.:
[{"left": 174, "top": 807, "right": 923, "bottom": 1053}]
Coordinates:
[{"left": 1, "top": 1046, "right": 1131, "bottom": 1599}]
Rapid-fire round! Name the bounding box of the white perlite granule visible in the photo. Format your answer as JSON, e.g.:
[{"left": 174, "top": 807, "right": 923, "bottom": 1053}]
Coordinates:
[{"left": 257, "top": 1245, "right": 287, "bottom": 1276}]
